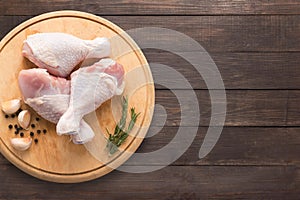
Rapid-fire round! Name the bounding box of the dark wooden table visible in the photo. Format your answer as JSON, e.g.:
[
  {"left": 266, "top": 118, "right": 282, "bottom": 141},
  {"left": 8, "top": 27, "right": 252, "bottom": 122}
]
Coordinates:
[{"left": 1, "top": 1, "right": 300, "bottom": 199}]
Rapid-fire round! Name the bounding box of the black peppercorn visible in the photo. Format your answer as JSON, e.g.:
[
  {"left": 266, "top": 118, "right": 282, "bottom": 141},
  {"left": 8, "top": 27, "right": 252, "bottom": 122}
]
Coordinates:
[
  {"left": 11, "top": 114, "right": 15, "bottom": 118},
  {"left": 20, "top": 132, "right": 24, "bottom": 137},
  {"left": 43, "top": 129, "right": 47, "bottom": 134},
  {"left": 30, "top": 132, "right": 34, "bottom": 137},
  {"left": 8, "top": 124, "right": 13, "bottom": 129},
  {"left": 36, "top": 117, "right": 40, "bottom": 121},
  {"left": 31, "top": 124, "right": 35, "bottom": 128},
  {"left": 14, "top": 131, "right": 18, "bottom": 135},
  {"left": 34, "top": 139, "right": 38, "bottom": 144},
  {"left": 14, "top": 124, "right": 18, "bottom": 129},
  {"left": 5, "top": 114, "right": 9, "bottom": 118},
  {"left": 37, "top": 130, "right": 41, "bottom": 134}
]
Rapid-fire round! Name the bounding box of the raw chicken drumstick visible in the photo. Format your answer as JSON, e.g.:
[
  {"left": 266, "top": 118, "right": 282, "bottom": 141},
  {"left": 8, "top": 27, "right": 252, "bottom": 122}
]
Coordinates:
[
  {"left": 22, "top": 32, "right": 111, "bottom": 77},
  {"left": 18, "top": 68, "right": 94, "bottom": 144},
  {"left": 56, "top": 58, "right": 125, "bottom": 136}
]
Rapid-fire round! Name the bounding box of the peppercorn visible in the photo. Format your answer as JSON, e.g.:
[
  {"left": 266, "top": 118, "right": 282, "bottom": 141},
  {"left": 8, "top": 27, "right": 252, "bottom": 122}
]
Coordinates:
[
  {"left": 11, "top": 114, "right": 15, "bottom": 118},
  {"left": 34, "top": 139, "right": 38, "bottom": 144},
  {"left": 36, "top": 117, "right": 40, "bottom": 121},
  {"left": 30, "top": 132, "right": 34, "bottom": 137},
  {"left": 37, "top": 130, "right": 41, "bottom": 134},
  {"left": 20, "top": 132, "right": 24, "bottom": 137},
  {"left": 14, "top": 124, "right": 18, "bottom": 129},
  {"left": 5, "top": 114, "right": 9, "bottom": 118},
  {"left": 43, "top": 129, "right": 47, "bottom": 134},
  {"left": 8, "top": 124, "right": 13, "bottom": 129},
  {"left": 14, "top": 131, "right": 18, "bottom": 135},
  {"left": 31, "top": 124, "right": 35, "bottom": 128}
]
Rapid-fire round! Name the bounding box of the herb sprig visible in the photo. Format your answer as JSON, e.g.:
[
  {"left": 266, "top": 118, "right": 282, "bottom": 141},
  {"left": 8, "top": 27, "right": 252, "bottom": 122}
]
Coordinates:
[{"left": 106, "top": 97, "right": 140, "bottom": 155}]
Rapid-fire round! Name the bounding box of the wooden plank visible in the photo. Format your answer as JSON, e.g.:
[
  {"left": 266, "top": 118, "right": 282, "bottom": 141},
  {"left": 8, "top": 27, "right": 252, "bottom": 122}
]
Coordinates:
[
  {"left": 1, "top": 0, "right": 300, "bottom": 15},
  {"left": 146, "top": 51, "right": 300, "bottom": 89},
  {"left": 1, "top": 16, "right": 300, "bottom": 52},
  {"left": 0, "top": 127, "right": 299, "bottom": 166},
  {"left": 154, "top": 90, "right": 290, "bottom": 126},
  {"left": 0, "top": 164, "right": 298, "bottom": 199},
  {"left": 135, "top": 127, "right": 300, "bottom": 166},
  {"left": 105, "top": 15, "right": 300, "bottom": 52}
]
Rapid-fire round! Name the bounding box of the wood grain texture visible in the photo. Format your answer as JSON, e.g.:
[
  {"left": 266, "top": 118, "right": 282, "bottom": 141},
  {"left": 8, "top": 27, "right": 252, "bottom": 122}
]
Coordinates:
[
  {"left": 1, "top": 127, "right": 299, "bottom": 166},
  {"left": 106, "top": 15, "right": 300, "bottom": 52},
  {"left": 1, "top": 15, "right": 300, "bottom": 52},
  {"left": 146, "top": 50, "right": 300, "bottom": 89},
  {"left": 136, "top": 127, "right": 300, "bottom": 166},
  {"left": 154, "top": 90, "right": 296, "bottom": 126},
  {"left": 1, "top": 0, "right": 300, "bottom": 15},
  {"left": 0, "top": 164, "right": 298, "bottom": 199},
  {"left": 287, "top": 91, "right": 300, "bottom": 126}
]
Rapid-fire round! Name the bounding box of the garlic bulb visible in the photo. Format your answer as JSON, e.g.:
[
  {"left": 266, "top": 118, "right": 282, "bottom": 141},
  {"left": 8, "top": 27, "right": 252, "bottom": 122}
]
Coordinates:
[
  {"left": 18, "top": 110, "right": 31, "bottom": 129},
  {"left": 1, "top": 99, "right": 21, "bottom": 114},
  {"left": 11, "top": 137, "right": 32, "bottom": 151}
]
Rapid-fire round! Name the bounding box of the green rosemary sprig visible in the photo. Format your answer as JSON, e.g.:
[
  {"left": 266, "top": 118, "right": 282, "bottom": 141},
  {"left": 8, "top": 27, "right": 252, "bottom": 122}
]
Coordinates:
[
  {"left": 127, "top": 107, "right": 140, "bottom": 133},
  {"left": 106, "top": 97, "right": 140, "bottom": 155}
]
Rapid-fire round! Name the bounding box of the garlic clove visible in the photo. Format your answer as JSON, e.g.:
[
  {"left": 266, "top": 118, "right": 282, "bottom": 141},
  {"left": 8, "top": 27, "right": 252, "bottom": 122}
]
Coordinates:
[
  {"left": 1, "top": 99, "right": 21, "bottom": 114},
  {"left": 10, "top": 137, "right": 32, "bottom": 151},
  {"left": 18, "top": 110, "right": 31, "bottom": 129}
]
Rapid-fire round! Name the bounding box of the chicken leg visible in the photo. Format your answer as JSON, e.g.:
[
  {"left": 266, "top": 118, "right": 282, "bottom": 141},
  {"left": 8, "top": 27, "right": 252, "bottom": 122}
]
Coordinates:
[
  {"left": 22, "top": 32, "right": 111, "bottom": 77},
  {"left": 56, "top": 58, "right": 125, "bottom": 135},
  {"left": 18, "top": 68, "right": 94, "bottom": 144}
]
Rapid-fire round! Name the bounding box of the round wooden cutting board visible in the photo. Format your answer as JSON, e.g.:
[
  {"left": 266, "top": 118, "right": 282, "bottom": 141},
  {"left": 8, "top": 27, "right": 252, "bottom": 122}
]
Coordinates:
[{"left": 0, "top": 11, "right": 154, "bottom": 183}]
